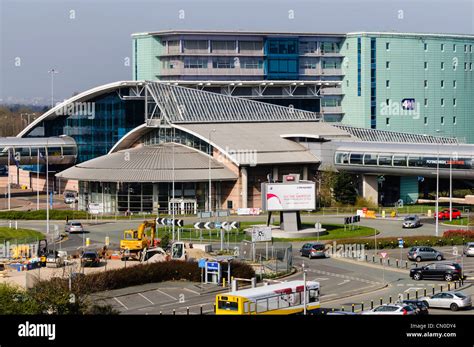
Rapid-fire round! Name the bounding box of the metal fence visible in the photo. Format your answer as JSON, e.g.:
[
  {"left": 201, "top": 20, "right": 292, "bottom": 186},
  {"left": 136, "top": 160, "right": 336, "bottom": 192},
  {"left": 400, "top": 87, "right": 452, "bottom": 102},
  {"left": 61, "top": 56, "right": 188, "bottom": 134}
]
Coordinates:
[{"left": 237, "top": 241, "right": 292, "bottom": 274}]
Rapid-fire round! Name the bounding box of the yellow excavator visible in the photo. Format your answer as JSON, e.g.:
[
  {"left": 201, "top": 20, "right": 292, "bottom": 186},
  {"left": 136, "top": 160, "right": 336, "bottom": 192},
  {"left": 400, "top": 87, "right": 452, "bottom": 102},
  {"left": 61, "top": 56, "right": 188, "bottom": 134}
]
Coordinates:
[{"left": 120, "top": 220, "right": 157, "bottom": 261}]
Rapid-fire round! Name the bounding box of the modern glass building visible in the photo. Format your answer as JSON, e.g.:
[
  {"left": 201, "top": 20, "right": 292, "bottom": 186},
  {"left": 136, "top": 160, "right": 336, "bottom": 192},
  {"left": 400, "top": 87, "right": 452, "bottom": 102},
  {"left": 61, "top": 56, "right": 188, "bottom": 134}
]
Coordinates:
[{"left": 132, "top": 30, "right": 474, "bottom": 142}]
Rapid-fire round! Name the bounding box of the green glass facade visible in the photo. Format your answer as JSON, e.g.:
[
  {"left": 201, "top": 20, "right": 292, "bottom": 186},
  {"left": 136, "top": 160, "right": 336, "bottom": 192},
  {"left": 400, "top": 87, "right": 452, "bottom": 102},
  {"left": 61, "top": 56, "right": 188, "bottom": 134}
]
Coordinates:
[{"left": 342, "top": 33, "right": 474, "bottom": 142}]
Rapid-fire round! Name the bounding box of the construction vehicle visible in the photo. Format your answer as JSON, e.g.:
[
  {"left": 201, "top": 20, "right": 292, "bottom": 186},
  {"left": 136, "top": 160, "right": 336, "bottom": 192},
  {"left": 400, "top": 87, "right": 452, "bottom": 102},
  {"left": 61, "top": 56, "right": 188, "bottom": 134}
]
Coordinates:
[{"left": 120, "top": 220, "right": 157, "bottom": 261}]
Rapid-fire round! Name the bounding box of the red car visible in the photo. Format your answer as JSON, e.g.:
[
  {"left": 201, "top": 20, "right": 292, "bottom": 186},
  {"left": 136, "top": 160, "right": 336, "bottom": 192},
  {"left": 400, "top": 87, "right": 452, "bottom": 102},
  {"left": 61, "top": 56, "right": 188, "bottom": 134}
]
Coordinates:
[{"left": 435, "top": 209, "right": 461, "bottom": 220}]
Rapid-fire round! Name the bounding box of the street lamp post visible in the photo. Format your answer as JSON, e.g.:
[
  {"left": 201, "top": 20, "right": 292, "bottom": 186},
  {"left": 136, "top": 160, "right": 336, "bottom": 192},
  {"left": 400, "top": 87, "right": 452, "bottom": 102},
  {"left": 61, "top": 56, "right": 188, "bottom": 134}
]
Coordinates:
[
  {"left": 208, "top": 129, "right": 216, "bottom": 213},
  {"left": 48, "top": 69, "right": 59, "bottom": 109},
  {"left": 435, "top": 145, "right": 439, "bottom": 237}
]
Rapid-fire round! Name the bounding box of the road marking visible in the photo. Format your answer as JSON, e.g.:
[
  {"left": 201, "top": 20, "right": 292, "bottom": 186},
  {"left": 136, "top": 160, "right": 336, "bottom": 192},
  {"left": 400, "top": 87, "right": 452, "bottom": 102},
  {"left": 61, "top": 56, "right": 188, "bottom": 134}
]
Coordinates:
[
  {"left": 313, "top": 277, "right": 329, "bottom": 281},
  {"left": 138, "top": 292, "right": 154, "bottom": 305},
  {"left": 320, "top": 293, "right": 337, "bottom": 299},
  {"left": 396, "top": 284, "right": 404, "bottom": 287},
  {"left": 337, "top": 280, "right": 350, "bottom": 286},
  {"left": 183, "top": 287, "right": 200, "bottom": 295},
  {"left": 404, "top": 287, "right": 423, "bottom": 293},
  {"left": 156, "top": 289, "right": 178, "bottom": 301},
  {"left": 113, "top": 297, "right": 128, "bottom": 310}
]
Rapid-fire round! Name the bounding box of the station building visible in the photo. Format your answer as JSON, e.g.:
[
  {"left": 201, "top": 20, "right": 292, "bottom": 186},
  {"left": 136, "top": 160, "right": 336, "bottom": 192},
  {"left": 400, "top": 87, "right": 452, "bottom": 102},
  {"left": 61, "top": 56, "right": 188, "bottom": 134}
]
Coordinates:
[
  {"left": 11, "top": 80, "right": 474, "bottom": 214},
  {"left": 132, "top": 30, "right": 474, "bottom": 142}
]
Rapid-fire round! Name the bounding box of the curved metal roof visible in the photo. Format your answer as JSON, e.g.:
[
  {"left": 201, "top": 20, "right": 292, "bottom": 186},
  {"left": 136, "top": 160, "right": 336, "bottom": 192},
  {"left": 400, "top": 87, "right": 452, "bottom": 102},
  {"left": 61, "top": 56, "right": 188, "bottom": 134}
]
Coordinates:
[{"left": 56, "top": 143, "right": 238, "bottom": 182}]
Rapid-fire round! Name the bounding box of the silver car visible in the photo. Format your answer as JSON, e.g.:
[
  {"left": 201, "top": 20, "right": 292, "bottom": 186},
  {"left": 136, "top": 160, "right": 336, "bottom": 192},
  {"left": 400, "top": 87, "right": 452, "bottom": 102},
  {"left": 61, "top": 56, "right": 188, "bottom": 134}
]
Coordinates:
[
  {"left": 463, "top": 242, "right": 474, "bottom": 257},
  {"left": 421, "top": 291, "right": 472, "bottom": 311},
  {"left": 65, "top": 221, "right": 84, "bottom": 233},
  {"left": 402, "top": 215, "right": 421, "bottom": 228},
  {"left": 407, "top": 246, "right": 444, "bottom": 262},
  {"left": 361, "top": 304, "right": 417, "bottom": 315}
]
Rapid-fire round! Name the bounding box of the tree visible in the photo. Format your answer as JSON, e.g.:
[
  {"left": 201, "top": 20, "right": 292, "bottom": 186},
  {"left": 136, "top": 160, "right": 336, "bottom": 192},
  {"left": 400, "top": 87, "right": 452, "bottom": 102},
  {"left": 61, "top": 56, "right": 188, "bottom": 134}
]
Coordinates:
[{"left": 333, "top": 172, "right": 357, "bottom": 205}]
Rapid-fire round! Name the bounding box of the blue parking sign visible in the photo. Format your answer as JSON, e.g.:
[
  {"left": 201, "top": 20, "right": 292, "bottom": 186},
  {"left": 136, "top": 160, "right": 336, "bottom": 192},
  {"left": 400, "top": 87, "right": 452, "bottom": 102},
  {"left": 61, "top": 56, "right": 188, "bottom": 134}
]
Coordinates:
[{"left": 398, "top": 238, "right": 404, "bottom": 248}]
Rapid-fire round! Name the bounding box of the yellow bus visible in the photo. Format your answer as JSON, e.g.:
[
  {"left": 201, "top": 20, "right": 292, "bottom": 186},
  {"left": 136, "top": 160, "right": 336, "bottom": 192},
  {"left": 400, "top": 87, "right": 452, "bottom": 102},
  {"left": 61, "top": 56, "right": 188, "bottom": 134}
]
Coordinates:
[{"left": 215, "top": 280, "right": 320, "bottom": 315}]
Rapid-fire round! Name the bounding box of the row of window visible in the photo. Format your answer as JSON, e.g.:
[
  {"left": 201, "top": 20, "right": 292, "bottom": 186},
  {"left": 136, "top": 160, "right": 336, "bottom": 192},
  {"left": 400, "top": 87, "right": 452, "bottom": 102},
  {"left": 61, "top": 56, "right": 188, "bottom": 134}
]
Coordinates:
[
  {"left": 165, "top": 40, "right": 263, "bottom": 54},
  {"left": 386, "top": 42, "right": 473, "bottom": 53},
  {"left": 0, "top": 146, "right": 76, "bottom": 158},
  {"left": 384, "top": 98, "right": 457, "bottom": 107},
  {"left": 385, "top": 79, "right": 466, "bottom": 89},
  {"left": 300, "top": 41, "right": 340, "bottom": 54},
  {"left": 335, "top": 152, "right": 473, "bottom": 169},
  {"left": 179, "top": 57, "right": 264, "bottom": 69},
  {"left": 386, "top": 116, "right": 457, "bottom": 126}
]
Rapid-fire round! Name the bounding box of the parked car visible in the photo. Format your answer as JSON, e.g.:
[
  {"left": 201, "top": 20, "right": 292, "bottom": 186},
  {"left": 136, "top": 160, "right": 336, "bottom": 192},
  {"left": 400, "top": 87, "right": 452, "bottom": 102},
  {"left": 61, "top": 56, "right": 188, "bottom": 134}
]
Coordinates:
[
  {"left": 435, "top": 208, "right": 461, "bottom": 220},
  {"left": 463, "top": 242, "right": 474, "bottom": 257},
  {"left": 46, "top": 250, "right": 67, "bottom": 268},
  {"left": 407, "top": 246, "right": 444, "bottom": 262},
  {"left": 64, "top": 191, "right": 76, "bottom": 204},
  {"left": 401, "top": 300, "right": 429, "bottom": 315},
  {"left": 300, "top": 242, "right": 327, "bottom": 259},
  {"left": 410, "top": 262, "right": 463, "bottom": 281},
  {"left": 65, "top": 221, "right": 84, "bottom": 233},
  {"left": 81, "top": 251, "right": 100, "bottom": 267},
  {"left": 402, "top": 215, "right": 421, "bottom": 228},
  {"left": 361, "top": 304, "right": 416, "bottom": 315},
  {"left": 421, "top": 291, "right": 472, "bottom": 311}
]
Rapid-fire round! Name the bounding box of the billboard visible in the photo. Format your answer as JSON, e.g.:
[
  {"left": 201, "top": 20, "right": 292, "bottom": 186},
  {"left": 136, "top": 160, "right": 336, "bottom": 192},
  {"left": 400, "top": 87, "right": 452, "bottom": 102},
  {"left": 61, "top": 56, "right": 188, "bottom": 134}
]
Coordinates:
[{"left": 262, "top": 182, "right": 315, "bottom": 211}]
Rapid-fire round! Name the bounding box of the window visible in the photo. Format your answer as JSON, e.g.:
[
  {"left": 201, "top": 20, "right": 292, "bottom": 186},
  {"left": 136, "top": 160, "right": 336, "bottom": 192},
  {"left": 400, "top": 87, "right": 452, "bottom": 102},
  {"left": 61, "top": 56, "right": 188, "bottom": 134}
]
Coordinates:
[
  {"left": 346, "top": 42, "right": 349, "bottom": 50},
  {"left": 386, "top": 42, "right": 390, "bottom": 50},
  {"left": 424, "top": 61, "right": 428, "bottom": 69},
  {"left": 424, "top": 80, "right": 428, "bottom": 88},
  {"left": 453, "top": 116, "right": 457, "bottom": 125},
  {"left": 409, "top": 156, "right": 423, "bottom": 167},
  {"left": 471, "top": 63, "right": 473, "bottom": 71},
  {"left": 386, "top": 117, "right": 390, "bottom": 126},
  {"left": 424, "top": 98, "right": 428, "bottom": 107},
  {"left": 453, "top": 80, "right": 457, "bottom": 88},
  {"left": 386, "top": 80, "right": 390, "bottom": 88},
  {"left": 453, "top": 44, "right": 457, "bottom": 52},
  {"left": 299, "top": 41, "right": 317, "bottom": 54},
  {"left": 441, "top": 80, "right": 444, "bottom": 88},
  {"left": 424, "top": 117, "right": 428, "bottom": 125},
  {"left": 363, "top": 153, "right": 377, "bottom": 165},
  {"left": 378, "top": 154, "right": 392, "bottom": 166},
  {"left": 349, "top": 153, "right": 364, "bottom": 164},
  {"left": 441, "top": 62, "right": 444, "bottom": 70},
  {"left": 239, "top": 41, "right": 263, "bottom": 53},
  {"left": 465, "top": 62, "right": 468, "bottom": 70},
  {"left": 453, "top": 98, "right": 457, "bottom": 106},
  {"left": 346, "top": 80, "right": 349, "bottom": 87},
  {"left": 441, "top": 116, "right": 445, "bottom": 125},
  {"left": 465, "top": 44, "right": 468, "bottom": 53},
  {"left": 211, "top": 40, "right": 236, "bottom": 53},
  {"left": 424, "top": 43, "right": 428, "bottom": 51},
  {"left": 212, "top": 58, "right": 235, "bottom": 69},
  {"left": 167, "top": 40, "right": 180, "bottom": 54},
  {"left": 393, "top": 155, "right": 407, "bottom": 166},
  {"left": 470, "top": 45, "right": 473, "bottom": 53},
  {"left": 441, "top": 43, "right": 444, "bottom": 51},
  {"left": 386, "top": 61, "right": 390, "bottom": 69},
  {"left": 183, "top": 40, "right": 208, "bottom": 53},
  {"left": 184, "top": 58, "right": 207, "bottom": 69},
  {"left": 335, "top": 152, "right": 349, "bottom": 164},
  {"left": 301, "top": 59, "right": 318, "bottom": 69},
  {"left": 241, "top": 58, "right": 263, "bottom": 69},
  {"left": 441, "top": 98, "right": 444, "bottom": 106}
]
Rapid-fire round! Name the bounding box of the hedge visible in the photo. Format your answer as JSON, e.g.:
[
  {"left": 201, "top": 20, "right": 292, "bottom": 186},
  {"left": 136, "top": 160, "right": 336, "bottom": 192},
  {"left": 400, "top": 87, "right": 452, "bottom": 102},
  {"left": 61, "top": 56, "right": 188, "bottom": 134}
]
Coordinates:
[
  {"left": 34, "top": 260, "right": 255, "bottom": 295},
  {"left": 443, "top": 229, "right": 474, "bottom": 239}
]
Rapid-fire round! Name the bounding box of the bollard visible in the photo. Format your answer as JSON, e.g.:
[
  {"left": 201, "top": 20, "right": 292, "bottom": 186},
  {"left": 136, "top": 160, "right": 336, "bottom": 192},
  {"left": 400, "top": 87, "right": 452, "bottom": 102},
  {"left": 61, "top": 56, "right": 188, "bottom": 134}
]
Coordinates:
[
  {"left": 187, "top": 307, "right": 190, "bottom": 315},
  {"left": 351, "top": 304, "right": 355, "bottom": 313},
  {"left": 380, "top": 258, "right": 382, "bottom": 265},
  {"left": 387, "top": 259, "right": 390, "bottom": 266},
  {"left": 380, "top": 297, "right": 383, "bottom": 305},
  {"left": 389, "top": 296, "right": 392, "bottom": 304},
  {"left": 396, "top": 260, "right": 399, "bottom": 268},
  {"left": 213, "top": 304, "right": 216, "bottom": 313},
  {"left": 455, "top": 282, "right": 458, "bottom": 290},
  {"left": 361, "top": 302, "right": 364, "bottom": 311},
  {"left": 424, "top": 289, "right": 427, "bottom": 297},
  {"left": 448, "top": 283, "right": 451, "bottom": 291},
  {"left": 200, "top": 305, "right": 203, "bottom": 315},
  {"left": 173, "top": 309, "right": 176, "bottom": 315},
  {"left": 440, "top": 285, "right": 443, "bottom": 292},
  {"left": 332, "top": 308, "right": 335, "bottom": 312},
  {"left": 365, "top": 254, "right": 368, "bottom": 262},
  {"left": 405, "top": 261, "right": 408, "bottom": 269},
  {"left": 160, "top": 311, "right": 162, "bottom": 315},
  {"left": 432, "top": 287, "right": 435, "bottom": 295},
  {"left": 415, "top": 291, "right": 418, "bottom": 299},
  {"left": 407, "top": 292, "right": 410, "bottom": 300},
  {"left": 371, "top": 300, "right": 374, "bottom": 309},
  {"left": 372, "top": 255, "right": 375, "bottom": 263},
  {"left": 341, "top": 306, "right": 345, "bottom": 312}
]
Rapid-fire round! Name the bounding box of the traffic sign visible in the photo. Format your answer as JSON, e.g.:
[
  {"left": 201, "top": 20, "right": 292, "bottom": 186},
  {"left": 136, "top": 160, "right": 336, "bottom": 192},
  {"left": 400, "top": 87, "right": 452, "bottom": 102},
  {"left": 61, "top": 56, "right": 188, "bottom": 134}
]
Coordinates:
[
  {"left": 380, "top": 252, "right": 388, "bottom": 258},
  {"left": 156, "top": 217, "right": 183, "bottom": 227},
  {"left": 206, "top": 261, "right": 219, "bottom": 271},
  {"left": 251, "top": 226, "right": 272, "bottom": 242},
  {"left": 198, "top": 258, "right": 207, "bottom": 268}
]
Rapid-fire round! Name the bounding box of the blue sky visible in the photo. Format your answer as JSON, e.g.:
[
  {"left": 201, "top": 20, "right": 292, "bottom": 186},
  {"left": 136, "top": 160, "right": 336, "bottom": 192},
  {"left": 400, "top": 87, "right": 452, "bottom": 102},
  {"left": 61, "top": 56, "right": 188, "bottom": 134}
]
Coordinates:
[{"left": 1, "top": 0, "right": 473, "bottom": 105}]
